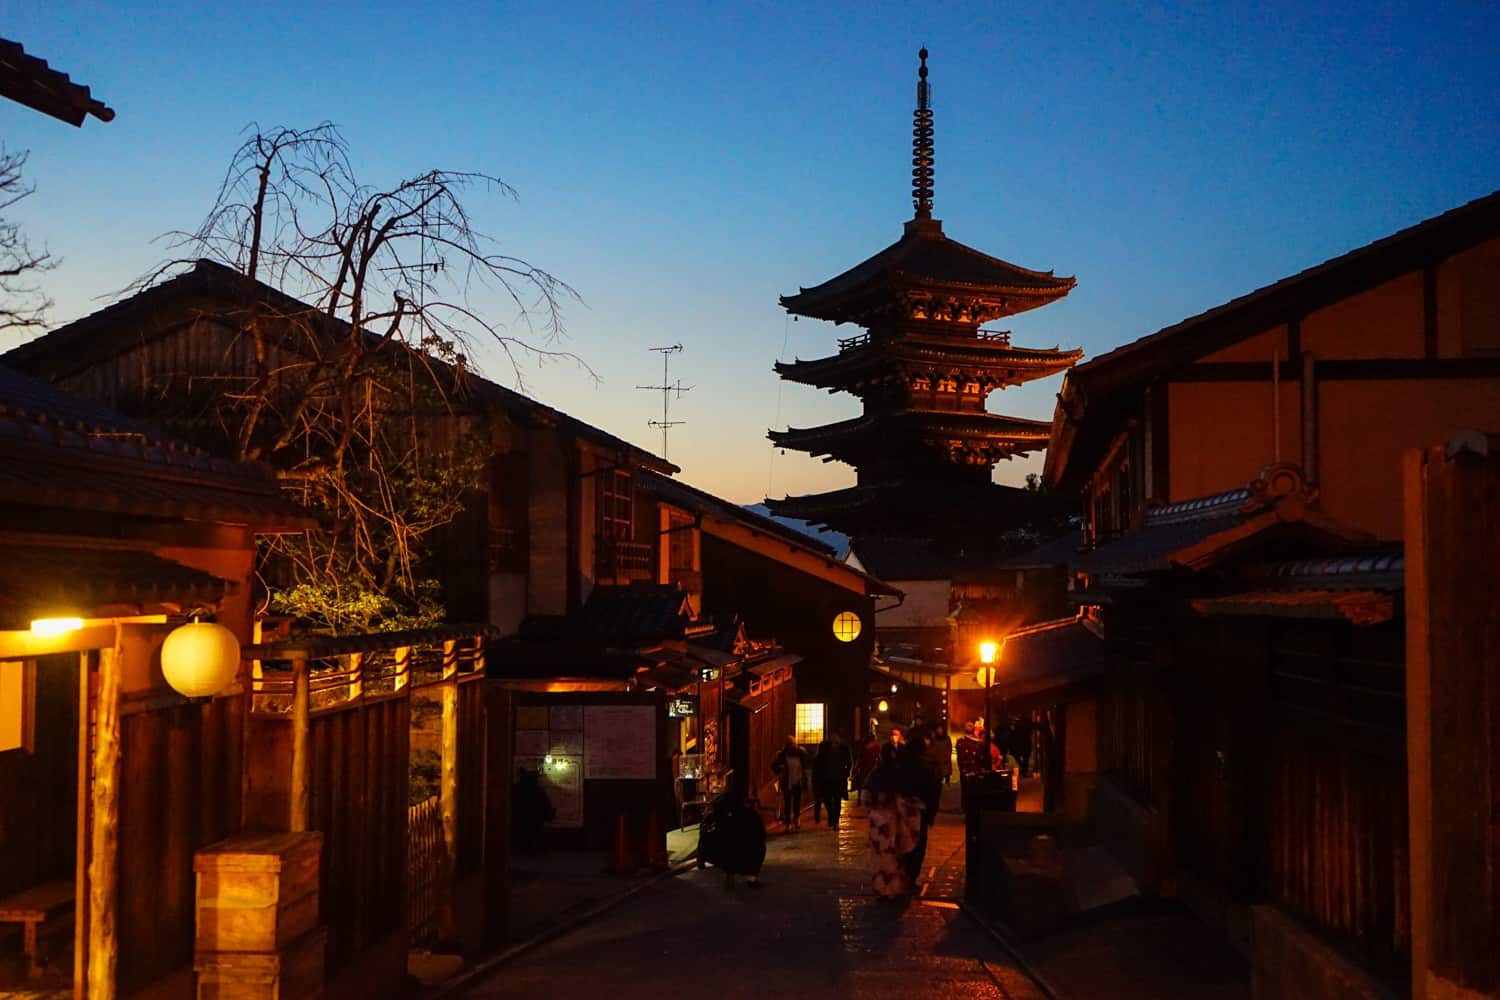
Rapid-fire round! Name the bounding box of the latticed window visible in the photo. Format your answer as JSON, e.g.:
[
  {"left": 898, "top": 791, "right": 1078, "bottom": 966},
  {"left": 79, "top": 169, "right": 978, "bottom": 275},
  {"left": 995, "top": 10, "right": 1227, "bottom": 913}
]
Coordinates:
[
  {"left": 597, "top": 468, "right": 633, "bottom": 540},
  {"left": 937, "top": 378, "right": 958, "bottom": 393},
  {"left": 668, "top": 511, "right": 695, "bottom": 571},
  {"left": 795, "top": 703, "right": 825, "bottom": 746},
  {"left": 963, "top": 382, "right": 981, "bottom": 394},
  {"left": 832, "top": 611, "right": 862, "bottom": 642}
]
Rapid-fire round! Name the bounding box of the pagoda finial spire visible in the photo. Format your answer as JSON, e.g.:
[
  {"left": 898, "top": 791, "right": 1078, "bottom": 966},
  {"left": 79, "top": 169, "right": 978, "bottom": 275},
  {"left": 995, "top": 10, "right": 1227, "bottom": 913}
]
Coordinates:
[{"left": 912, "top": 47, "right": 935, "bottom": 220}]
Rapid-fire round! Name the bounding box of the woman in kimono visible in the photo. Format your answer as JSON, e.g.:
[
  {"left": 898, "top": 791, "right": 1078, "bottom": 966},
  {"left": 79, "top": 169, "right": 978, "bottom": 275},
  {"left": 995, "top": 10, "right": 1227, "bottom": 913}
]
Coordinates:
[{"left": 863, "top": 742, "right": 937, "bottom": 898}]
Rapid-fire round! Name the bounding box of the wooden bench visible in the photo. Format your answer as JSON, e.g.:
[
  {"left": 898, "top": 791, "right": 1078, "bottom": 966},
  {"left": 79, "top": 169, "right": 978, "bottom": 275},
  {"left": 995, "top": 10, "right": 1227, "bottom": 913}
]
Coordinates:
[{"left": 0, "top": 881, "right": 74, "bottom": 978}]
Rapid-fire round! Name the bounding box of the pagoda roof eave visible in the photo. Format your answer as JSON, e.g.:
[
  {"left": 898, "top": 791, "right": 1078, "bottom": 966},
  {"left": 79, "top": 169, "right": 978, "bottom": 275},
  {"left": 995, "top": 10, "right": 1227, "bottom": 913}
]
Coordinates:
[
  {"left": 774, "top": 340, "right": 1083, "bottom": 390},
  {"left": 779, "top": 218, "right": 1075, "bottom": 324},
  {"left": 768, "top": 410, "right": 1051, "bottom": 462},
  {"left": 765, "top": 479, "right": 1068, "bottom": 533}
]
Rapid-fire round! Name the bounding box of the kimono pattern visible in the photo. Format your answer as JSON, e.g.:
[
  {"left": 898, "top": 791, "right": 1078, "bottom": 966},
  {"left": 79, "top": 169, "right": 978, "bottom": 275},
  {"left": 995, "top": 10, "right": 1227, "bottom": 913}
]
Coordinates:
[{"left": 865, "top": 791, "right": 926, "bottom": 897}]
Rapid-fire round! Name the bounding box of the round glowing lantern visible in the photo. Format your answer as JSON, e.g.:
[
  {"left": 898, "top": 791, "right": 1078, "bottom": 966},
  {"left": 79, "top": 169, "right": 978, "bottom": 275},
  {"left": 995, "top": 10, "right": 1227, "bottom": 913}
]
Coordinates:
[{"left": 160, "top": 620, "right": 241, "bottom": 699}]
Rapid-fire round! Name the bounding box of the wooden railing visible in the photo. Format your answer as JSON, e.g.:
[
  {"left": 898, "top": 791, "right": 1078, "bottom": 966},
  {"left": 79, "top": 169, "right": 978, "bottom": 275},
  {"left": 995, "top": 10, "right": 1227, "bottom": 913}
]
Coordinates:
[
  {"left": 838, "top": 332, "right": 870, "bottom": 352},
  {"left": 596, "top": 537, "right": 655, "bottom": 578}
]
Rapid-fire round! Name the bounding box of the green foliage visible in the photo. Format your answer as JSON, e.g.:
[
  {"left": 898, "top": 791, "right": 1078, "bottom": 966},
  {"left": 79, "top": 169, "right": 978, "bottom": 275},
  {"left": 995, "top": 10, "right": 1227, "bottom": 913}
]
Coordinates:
[{"left": 408, "top": 748, "right": 441, "bottom": 807}]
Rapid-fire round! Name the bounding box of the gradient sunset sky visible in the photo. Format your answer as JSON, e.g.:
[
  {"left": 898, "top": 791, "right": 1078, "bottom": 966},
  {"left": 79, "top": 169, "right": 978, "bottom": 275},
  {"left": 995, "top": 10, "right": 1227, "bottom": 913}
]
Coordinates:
[{"left": 6, "top": 2, "right": 1498, "bottom": 503}]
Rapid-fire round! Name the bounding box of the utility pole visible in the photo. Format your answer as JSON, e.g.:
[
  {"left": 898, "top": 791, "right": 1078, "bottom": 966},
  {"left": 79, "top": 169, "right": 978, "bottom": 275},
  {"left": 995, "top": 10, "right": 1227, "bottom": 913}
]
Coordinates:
[{"left": 636, "top": 344, "right": 692, "bottom": 461}]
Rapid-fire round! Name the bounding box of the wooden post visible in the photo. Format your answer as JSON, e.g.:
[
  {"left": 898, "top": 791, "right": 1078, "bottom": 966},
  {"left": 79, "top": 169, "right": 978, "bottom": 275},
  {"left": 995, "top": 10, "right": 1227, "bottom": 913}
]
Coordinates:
[
  {"left": 74, "top": 652, "right": 90, "bottom": 1000},
  {"left": 393, "top": 646, "right": 411, "bottom": 692},
  {"left": 481, "top": 686, "right": 513, "bottom": 948},
  {"left": 86, "top": 630, "right": 122, "bottom": 999},
  {"left": 1404, "top": 436, "right": 1500, "bottom": 997},
  {"left": 440, "top": 641, "right": 459, "bottom": 865},
  {"left": 346, "top": 652, "right": 363, "bottom": 704},
  {"left": 290, "top": 655, "right": 310, "bottom": 833}
]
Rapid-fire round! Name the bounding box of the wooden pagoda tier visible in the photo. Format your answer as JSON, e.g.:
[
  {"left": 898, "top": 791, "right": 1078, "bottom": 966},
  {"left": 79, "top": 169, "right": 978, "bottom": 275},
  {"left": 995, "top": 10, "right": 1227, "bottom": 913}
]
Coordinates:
[
  {"left": 774, "top": 326, "right": 1083, "bottom": 395},
  {"left": 779, "top": 217, "right": 1075, "bottom": 328},
  {"left": 768, "top": 410, "right": 1051, "bottom": 467},
  {"left": 766, "top": 479, "right": 1068, "bottom": 537}
]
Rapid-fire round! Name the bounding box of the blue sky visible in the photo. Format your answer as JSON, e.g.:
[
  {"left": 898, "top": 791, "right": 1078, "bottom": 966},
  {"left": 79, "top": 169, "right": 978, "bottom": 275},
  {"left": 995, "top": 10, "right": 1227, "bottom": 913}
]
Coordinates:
[{"left": 6, "top": 2, "right": 1499, "bottom": 502}]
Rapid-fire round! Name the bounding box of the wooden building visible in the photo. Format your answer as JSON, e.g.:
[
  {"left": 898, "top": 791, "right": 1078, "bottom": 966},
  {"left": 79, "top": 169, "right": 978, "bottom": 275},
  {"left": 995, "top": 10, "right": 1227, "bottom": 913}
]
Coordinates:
[
  {"left": 0, "top": 367, "right": 311, "bottom": 996},
  {"left": 766, "top": 49, "right": 1079, "bottom": 559},
  {"left": 1020, "top": 189, "right": 1500, "bottom": 999}
]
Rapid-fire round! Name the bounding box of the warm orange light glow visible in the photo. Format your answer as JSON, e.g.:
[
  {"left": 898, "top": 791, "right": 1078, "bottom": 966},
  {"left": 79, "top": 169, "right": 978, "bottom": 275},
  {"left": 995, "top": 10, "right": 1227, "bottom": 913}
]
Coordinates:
[
  {"left": 978, "top": 640, "right": 999, "bottom": 664},
  {"left": 976, "top": 665, "right": 997, "bottom": 687},
  {"left": 877, "top": 699, "right": 889, "bottom": 713},
  {"left": 30, "top": 617, "right": 83, "bottom": 637}
]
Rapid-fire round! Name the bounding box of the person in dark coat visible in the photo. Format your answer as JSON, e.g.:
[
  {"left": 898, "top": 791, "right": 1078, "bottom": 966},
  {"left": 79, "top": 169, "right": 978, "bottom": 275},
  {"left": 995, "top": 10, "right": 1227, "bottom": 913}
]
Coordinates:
[
  {"left": 771, "top": 735, "right": 811, "bottom": 830},
  {"left": 901, "top": 728, "right": 943, "bottom": 884},
  {"left": 699, "top": 785, "right": 766, "bottom": 888},
  {"left": 511, "top": 768, "right": 554, "bottom": 854},
  {"left": 812, "top": 731, "right": 853, "bottom": 828}
]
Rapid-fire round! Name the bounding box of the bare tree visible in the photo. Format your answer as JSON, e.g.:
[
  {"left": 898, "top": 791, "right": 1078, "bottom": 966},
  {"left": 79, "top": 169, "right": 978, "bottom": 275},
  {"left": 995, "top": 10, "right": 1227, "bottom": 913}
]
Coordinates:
[
  {"left": 137, "top": 123, "right": 584, "bottom": 632},
  {"left": 0, "top": 147, "right": 57, "bottom": 331}
]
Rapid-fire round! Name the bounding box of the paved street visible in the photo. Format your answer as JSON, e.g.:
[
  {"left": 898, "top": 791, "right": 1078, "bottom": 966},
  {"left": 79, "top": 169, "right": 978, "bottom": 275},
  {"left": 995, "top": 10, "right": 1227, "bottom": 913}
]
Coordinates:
[{"left": 459, "top": 803, "right": 1048, "bottom": 1000}]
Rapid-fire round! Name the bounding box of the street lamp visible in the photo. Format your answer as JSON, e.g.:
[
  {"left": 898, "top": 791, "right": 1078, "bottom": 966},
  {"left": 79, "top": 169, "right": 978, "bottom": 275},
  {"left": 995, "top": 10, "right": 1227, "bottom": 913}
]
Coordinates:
[{"left": 978, "top": 638, "right": 1001, "bottom": 768}]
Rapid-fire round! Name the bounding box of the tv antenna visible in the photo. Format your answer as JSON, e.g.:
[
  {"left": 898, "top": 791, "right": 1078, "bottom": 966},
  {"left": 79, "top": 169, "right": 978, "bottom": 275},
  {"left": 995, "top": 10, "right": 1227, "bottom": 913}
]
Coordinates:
[{"left": 636, "top": 344, "right": 692, "bottom": 461}]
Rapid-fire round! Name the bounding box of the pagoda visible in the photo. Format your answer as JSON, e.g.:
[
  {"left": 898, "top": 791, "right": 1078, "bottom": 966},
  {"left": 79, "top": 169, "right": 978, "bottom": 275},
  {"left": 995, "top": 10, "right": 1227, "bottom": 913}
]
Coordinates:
[{"left": 767, "top": 49, "right": 1081, "bottom": 547}]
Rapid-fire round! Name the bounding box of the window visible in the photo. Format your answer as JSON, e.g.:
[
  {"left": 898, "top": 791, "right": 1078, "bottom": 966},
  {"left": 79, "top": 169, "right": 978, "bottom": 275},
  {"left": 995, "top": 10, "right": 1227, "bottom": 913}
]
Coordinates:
[
  {"left": 597, "top": 468, "right": 633, "bottom": 540},
  {"left": 667, "top": 511, "right": 695, "bottom": 571},
  {"left": 832, "top": 611, "right": 862, "bottom": 643},
  {"left": 0, "top": 660, "right": 34, "bottom": 753},
  {"left": 936, "top": 378, "right": 958, "bottom": 393},
  {"left": 795, "top": 703, "right": 825, "bottom": 746}
]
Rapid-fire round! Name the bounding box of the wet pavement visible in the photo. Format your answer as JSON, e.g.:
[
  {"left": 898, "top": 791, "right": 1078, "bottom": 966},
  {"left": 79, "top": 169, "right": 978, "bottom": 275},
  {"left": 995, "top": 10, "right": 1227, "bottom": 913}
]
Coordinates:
[{"left": 458, "top": 800, "right": 1048, "bottom": 999}]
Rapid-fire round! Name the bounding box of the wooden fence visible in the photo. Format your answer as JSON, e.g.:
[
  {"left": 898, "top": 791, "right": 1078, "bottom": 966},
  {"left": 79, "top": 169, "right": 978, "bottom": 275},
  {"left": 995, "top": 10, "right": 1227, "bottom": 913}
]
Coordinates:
[
  {"left": 406, "top": 795, "right": 447, "bottom": 946},
  {"left": 244, "top": 627, "right": 491, "bottom": 979}
]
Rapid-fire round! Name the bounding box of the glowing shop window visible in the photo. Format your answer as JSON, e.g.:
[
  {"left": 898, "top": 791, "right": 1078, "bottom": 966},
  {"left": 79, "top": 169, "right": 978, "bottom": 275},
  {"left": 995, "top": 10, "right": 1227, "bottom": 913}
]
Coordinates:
[
  {"left": 832, "top": 611, "right": 862, "bottom": 643},
  {"left": 795, "top": 703, "right": 825, "bottom": 746}
]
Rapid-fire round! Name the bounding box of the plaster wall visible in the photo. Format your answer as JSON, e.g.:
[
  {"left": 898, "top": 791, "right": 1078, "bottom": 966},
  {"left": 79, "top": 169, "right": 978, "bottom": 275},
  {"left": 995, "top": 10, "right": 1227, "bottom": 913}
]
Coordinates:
[
  {"left": 1441, "top": 235, "right": 1500, "bottom": 356},
  {"left": 1167, "top": 381, "right": 1303, "bottom": 500},
  {"left": 874, "top": 578, "right": 950, "bottom": 630},
  {"left": 1302, "top": 271, "right": 1425, "bottom": 359},
  {"left": 1318, "top": 379, "right": 1500, "bottom": 540},
  {"left": 1199, "top": 325, "right": 1290, "bottom": 364}
]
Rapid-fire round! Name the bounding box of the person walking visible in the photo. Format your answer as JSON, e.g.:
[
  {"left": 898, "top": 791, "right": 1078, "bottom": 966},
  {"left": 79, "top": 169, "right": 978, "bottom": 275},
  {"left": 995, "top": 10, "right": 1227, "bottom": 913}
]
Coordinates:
[
  {"left": 903, "top": 727, "right": 943, "bottom": 886},
  {"left": 771, "top": 735, "right": 811, "bottom": 830},
  {"left": 864, "top": 738, "right": 939, "bottom": 898},
  {"left": 699, "top": 784, "right": 766, "bottom": 888},
  {"left": 812, "top": 731, "right": 853, "bottom": 828},
  {"left": 850, "top": 734, "right": 879, "bottom": 796},
  {"left": 933, "top": 726, "right": 954, "bottom": 784}
]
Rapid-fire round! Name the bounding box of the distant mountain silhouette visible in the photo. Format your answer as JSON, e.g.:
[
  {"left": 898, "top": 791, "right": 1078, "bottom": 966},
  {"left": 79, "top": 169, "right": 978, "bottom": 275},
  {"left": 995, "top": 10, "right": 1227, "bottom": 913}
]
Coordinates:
[{"left": 742, "top": 503, "right": 849, "bottom": 557}]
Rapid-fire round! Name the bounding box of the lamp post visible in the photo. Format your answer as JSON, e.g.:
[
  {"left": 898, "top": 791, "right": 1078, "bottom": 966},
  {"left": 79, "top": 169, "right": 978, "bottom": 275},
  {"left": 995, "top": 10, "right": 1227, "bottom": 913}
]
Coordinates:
[{"left": 978, "top": 640, "right": 999, "bottom": 764}]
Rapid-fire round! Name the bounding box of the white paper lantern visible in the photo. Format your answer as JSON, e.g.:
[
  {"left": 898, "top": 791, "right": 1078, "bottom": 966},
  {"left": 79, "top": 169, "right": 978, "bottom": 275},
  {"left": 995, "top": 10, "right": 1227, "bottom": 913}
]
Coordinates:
[{"left": 161, "top": 620, "right": 241, "bottom": 699}]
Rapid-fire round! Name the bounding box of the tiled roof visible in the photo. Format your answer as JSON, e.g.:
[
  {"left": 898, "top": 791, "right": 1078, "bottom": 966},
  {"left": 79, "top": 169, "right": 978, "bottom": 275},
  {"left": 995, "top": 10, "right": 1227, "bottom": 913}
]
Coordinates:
[
  {"left": 988, "top": 530, "right": 1086, "bottom": 572},
  {"left": 1190, "top": 589, "right": 1396, "bottom": 627},
  {"left": 579, "top": 583, "right": 695, "bottom": 640},
  {"left": 3, "top": 259, "right": 674, "bottom": 476},
  {"left": 1047, "top": 188, "right": 1500, "bottom": 491},
  {"left": 0, "top": 365, "right": 312, "bottom": 528},
  {"left": 640, "top": 470, "right": 834, "bottom": 555},
  {"left": 1074, "top": 509, "right": 1248, "bottom": 578},
  {"left": 0, "top": 544, "right": 227, "bottom": 625},
  {"left": 848, "top": 536, "right": 956, "bottom": 582},
  {"left": 781, "top": 218, "right": 1074, "bottom": 322},
  {"left": 0, "top": 37, "right": 114, "bottom": 126},
  {"left": 990, "top": 617, "right": 1109, "bottom": 703},
  {"left": 1072, "top": 189, "right": 1500, "bottom": 386}
]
